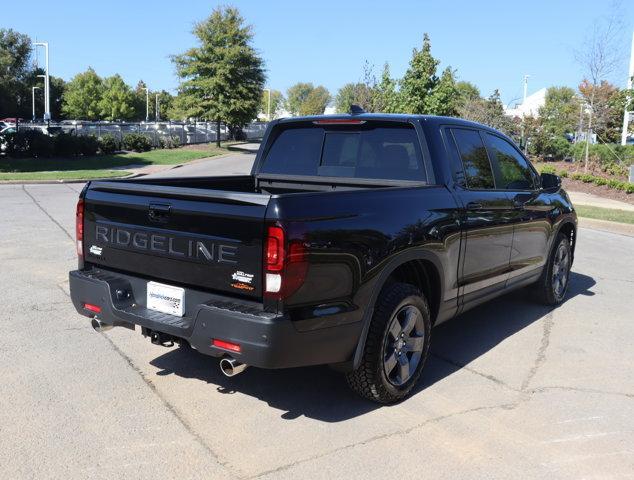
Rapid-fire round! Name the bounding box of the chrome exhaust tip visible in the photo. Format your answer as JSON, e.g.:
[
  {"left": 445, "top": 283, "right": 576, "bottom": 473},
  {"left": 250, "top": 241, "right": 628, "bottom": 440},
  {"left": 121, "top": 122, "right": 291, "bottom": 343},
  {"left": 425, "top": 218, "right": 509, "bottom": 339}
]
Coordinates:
[
  {"left": 219, "top": 357, "right": 248, "bottom": 377},
  {"left": 91, "top": 318, "right": 113, "bottom": 332}
]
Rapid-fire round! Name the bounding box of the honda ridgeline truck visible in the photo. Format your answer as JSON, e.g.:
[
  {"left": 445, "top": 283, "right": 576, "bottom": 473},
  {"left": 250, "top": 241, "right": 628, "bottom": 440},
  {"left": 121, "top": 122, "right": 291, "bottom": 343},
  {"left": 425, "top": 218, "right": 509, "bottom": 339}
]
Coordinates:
[{"left": 69, "top": 113, "right": 576, "bottom": 403}]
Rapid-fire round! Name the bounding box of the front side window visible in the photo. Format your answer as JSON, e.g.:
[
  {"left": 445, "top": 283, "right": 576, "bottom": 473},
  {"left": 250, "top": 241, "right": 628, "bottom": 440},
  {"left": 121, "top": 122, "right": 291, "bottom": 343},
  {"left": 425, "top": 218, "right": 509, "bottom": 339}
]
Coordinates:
[
  {"left": 485, "top": 133, "right": 535, "bottom": 190},
  {"left": 450, "top": 128, "right": 495, "bottom": 189}
]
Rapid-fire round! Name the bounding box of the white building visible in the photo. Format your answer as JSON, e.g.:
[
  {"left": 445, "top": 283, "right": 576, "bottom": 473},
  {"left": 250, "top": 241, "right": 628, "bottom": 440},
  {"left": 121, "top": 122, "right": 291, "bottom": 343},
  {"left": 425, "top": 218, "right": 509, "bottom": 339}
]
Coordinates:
[{"left": 504, "top": 87, "right": 547, "bottom": 118}]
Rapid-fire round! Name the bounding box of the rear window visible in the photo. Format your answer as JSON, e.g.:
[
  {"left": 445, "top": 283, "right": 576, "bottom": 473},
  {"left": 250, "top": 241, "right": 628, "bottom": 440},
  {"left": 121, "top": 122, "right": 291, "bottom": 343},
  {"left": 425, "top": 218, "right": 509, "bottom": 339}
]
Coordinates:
[{"left": 260, "top": 124, "right": 426, "bottom": 181}]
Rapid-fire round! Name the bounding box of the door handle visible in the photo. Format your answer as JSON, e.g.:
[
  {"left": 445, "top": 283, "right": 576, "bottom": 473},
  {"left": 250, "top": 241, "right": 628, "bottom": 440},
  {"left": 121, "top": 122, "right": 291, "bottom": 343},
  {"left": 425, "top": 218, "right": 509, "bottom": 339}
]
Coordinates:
[{"left": 466, "top": 202, "right": 482, "bottom": 211}]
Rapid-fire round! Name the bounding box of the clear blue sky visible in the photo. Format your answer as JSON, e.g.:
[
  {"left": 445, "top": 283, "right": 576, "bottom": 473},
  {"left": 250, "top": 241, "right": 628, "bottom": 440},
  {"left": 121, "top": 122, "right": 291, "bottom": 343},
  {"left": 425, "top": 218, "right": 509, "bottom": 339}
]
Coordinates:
[{"left": 4, "top": 0, "right": 633, "bottom": 106}]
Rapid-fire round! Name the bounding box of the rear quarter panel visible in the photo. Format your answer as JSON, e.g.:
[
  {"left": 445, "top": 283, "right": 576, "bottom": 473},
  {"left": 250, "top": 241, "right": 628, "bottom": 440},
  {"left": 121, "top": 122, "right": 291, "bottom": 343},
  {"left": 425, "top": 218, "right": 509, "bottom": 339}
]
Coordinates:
[{"left": 268, "top": 186, "right": 462, "bottom": 330}]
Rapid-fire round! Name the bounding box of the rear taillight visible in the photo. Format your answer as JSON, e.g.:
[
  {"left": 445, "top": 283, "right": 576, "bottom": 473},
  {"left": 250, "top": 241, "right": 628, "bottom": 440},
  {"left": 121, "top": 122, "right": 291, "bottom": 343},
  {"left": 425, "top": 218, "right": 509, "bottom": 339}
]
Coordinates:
[
  {"left": 75, "top": 198, "right": 84, "bottom": 258},
  {"left": 264, "top": 225, "right": 307, "bottom": 300}
]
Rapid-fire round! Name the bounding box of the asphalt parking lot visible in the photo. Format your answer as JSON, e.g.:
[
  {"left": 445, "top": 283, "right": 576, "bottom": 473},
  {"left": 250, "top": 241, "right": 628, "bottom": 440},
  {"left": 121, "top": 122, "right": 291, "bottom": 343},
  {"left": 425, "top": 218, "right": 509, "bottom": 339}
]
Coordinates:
[{"left": 1, "top": 154, "right": 633, "bottom": 479}]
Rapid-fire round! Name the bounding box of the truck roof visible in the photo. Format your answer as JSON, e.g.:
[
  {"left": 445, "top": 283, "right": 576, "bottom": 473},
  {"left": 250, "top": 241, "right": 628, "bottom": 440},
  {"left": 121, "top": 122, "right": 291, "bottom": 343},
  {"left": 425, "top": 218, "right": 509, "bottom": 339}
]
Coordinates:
[{"left": 276, "top": 113, "right": 495, "bottom": 131}]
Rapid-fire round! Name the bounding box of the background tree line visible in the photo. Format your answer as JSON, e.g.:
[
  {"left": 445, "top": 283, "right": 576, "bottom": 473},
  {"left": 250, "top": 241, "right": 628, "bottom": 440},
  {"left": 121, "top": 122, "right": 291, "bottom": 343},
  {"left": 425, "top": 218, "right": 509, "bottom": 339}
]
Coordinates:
[{"left": 2, "top": 5, "right": 632, "bottom": 160}]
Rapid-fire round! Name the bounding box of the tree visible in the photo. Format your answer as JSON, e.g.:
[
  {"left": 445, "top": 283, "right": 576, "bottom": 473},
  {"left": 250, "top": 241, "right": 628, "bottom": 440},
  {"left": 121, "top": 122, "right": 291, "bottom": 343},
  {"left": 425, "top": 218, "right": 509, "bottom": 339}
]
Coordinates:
[
  {"left": 399, "top": 33, "right": 458, "bottom": 115},
  {"left": 455, "top": 81, "right": 480, "bottom": 107},
  {"left": 459, "top": 90, "right": 517, "bottom": 138},
  {"left": 62, "top": 68, "right": 104, "bottom": 120},
  {"left": 99, "top": 74, "right": 136, "bottom": 121},
  {"left": 539, "top": 86, "right": 580, "bottom": 137},
  {"left": 575, "top": 3, "right": 625, "bottom": 170},
  {"left": 286, "top": 83, "right": 330, "bottom": 115},
  {"left": 578, "top": 80, "right": 625, "bottom": 143},
  {"left": 335, "top": 83, "right": 372, "bottom": 113},
  {"left": 172, "top": 6, "right": 265, "bottom": 145},
  {"left": 0, "top": 28, "right": 32, "bottom": 118},
  {"left": 286, "top": 82, "right": 314, "bottom": 115},
  {"left": 427, "top": 67, "right": 459, "bottom": 116},
  {"left": 133, "top": 80, "right": 150, "bottom": 120},
  {"left": 259, "top": 89, "right": 284, "bottom": 119},
  {"left": 372, "top": 63, "right": 401, "bottom": 113}
]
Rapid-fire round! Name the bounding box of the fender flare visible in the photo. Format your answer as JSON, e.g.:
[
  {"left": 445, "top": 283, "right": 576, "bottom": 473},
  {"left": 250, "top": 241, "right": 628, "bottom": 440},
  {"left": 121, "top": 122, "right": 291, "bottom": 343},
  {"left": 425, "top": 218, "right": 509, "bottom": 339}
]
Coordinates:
[{"left": 350, "top": 249, "right": 445, "bottom": 370}]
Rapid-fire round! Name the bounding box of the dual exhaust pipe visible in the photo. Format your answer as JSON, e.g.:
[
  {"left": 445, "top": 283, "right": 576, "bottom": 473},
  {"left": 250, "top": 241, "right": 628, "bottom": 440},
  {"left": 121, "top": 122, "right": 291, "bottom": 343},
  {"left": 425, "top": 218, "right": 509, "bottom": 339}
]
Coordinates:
[{"left": 90, "top": 319, "right": 248, "bottom": 377}]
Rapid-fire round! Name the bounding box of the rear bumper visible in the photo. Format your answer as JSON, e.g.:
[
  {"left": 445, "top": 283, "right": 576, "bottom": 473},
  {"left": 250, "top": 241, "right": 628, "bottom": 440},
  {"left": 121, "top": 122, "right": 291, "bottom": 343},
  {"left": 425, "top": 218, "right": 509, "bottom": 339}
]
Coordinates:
[{"left": 69, "top": 269, "right": 361, "bottom": 369}]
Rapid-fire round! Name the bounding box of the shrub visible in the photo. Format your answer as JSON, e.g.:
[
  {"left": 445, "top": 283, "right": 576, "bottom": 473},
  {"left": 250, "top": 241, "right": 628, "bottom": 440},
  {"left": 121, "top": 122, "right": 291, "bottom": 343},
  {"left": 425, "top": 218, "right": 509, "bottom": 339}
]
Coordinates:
[
  {"left": 23, "top": 130, "right": 54, "bottom": 157},
  {"left": 157, "top": 135, "right": 181, "bottom": 149},
  {"left": 557, "top": 169, "right": 568, "bottom": 178},
  {"left": 541, "top": 136, "right": 571, "bottom": 161},
  {"left": 540, "top": 165, "right": 556, "bottom": 175},
  {"left": 53, "top": 133, "right": 78, "bottom": 156},
  {"left": 122, "top": 133, "right": 152, "bottom": 152},
  {"left": 98, "top": 134, "right": 119, "bottom": 154},
  {"left": 77, "top": 135, "right": 99, "bottom": 156}
]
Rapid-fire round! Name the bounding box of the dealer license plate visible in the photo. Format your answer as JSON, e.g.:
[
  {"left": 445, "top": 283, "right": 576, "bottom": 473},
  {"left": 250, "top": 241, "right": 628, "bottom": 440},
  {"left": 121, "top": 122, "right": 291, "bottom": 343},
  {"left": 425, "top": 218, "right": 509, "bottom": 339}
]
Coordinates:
[{"left": 147, "top": 281, "right": 185, "bottom": 317}]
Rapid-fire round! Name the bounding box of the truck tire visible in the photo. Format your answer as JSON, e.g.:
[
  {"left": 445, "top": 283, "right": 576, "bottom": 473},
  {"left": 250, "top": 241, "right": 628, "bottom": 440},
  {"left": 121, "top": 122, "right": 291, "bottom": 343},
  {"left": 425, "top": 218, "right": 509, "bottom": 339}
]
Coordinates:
[
  {"left": 347, "top": 282, "right": 431, "bottom": 404},
  {"left": 534, "top": 233, "right": 572, "bottom": 305}
]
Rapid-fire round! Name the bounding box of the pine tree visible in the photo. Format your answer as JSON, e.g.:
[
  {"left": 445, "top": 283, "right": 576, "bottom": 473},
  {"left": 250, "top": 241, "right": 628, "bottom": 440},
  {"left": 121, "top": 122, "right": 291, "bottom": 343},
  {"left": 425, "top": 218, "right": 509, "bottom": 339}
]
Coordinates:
[
  {"left": 399, "top": 33, "right": 439, "bottom": 114},
  {"left": 172, "top": 6, "right": 265, "bottom": 145}
]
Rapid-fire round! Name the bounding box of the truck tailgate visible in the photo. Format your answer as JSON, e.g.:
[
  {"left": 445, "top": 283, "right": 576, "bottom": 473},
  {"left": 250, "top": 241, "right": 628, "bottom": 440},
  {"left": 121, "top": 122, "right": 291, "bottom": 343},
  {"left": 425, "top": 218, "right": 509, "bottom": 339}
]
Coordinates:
[{"left": 82, "top": 181, "right": 270, "bottom": 299}]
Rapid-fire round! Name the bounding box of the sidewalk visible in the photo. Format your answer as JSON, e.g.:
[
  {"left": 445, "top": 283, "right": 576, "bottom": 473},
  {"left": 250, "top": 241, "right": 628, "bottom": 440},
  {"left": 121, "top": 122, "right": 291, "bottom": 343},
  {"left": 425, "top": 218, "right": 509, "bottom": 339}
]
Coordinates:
[{"left": 568, "top": 191, "right": 634, "bottom": 212}]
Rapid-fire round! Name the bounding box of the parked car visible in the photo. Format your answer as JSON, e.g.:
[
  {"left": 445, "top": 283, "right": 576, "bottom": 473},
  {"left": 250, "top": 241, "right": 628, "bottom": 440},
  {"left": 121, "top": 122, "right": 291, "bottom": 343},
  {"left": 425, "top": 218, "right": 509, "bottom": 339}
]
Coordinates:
[{"left": 69, "top": 113, "right": 577, "bottom": 403}]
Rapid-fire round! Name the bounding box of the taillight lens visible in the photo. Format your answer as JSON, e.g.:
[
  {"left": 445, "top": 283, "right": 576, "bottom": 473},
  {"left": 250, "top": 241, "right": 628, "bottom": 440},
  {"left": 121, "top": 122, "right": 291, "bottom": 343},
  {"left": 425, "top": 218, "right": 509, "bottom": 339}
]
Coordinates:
[
  {"left": 76, "top": 198, "right": 84, "bottom": 257},
  {"left": 265, "top": 226, "right": 285, "bottom": 271},
  {"left": 264, "top": 225, "right": 307, "bottom": 300}
]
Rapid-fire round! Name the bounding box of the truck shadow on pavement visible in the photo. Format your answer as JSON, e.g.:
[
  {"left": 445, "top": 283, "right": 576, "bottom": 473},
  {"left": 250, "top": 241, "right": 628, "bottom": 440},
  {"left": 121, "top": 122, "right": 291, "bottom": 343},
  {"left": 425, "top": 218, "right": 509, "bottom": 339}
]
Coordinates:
[{"left": 149, "top": 271, "right": 595, "bottom": 422}]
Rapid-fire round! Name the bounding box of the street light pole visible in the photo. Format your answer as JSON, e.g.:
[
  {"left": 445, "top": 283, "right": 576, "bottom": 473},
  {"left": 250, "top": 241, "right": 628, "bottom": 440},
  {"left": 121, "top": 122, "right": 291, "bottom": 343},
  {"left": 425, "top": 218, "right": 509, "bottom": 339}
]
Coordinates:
[
  {"left": 144, "top": 87, "right": 149, "bottom": 122},
  {"left": 31, "top": 87, "right": 40, "bottom": 121},
  {"left": 34, "top": 42, "right": 50, "bottom": 122},
  {"left": 155, "top": 94, "right": 160, "bottom": 121}
]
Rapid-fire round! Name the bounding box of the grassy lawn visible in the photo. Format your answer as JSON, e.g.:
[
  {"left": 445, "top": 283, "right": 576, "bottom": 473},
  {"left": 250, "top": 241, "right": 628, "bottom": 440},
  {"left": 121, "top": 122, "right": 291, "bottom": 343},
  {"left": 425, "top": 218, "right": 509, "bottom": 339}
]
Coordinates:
[
  {"left": 0, "top": 143, "right": 231, "bottom": 181},
  {"left": 576, "top": 205, "right": 634, "bottom": 225}
]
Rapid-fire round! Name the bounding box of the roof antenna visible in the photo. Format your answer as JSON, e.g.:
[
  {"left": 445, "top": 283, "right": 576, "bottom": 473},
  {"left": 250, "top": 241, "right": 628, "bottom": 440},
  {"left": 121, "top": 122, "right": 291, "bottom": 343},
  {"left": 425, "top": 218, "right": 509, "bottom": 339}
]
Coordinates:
[{"left": 349, "top": 104, "right": 366, "bottom": 115}]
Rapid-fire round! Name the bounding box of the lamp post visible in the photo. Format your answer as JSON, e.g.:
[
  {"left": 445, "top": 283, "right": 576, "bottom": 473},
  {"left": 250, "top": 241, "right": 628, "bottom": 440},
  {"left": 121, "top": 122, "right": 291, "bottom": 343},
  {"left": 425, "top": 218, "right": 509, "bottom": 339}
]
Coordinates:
[
  {"left": 31, "top": 86, "right": 40, "bottom": 121},
  {"left": 143, "top": 88, "right": 149, "bottom": 122},
  {"left": 155, "top": 94, "right": 160, "bottom": 121},
  {"left": 34, "top": 42, "right": 50, "bottom": 122}
]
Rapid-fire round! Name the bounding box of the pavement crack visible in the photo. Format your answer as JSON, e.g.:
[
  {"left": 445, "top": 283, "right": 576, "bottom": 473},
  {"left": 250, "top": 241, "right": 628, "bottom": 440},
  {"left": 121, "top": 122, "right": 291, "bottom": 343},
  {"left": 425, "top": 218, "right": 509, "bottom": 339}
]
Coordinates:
[
  {"left": 99, "top": 333, "right": 239, "bottom": 479},
  {"left": 528, "top": 385, "right": 634, "bottom": 399},
  {"left": 21, "top": 185, "right": 74, "bottom": 242},
  {"left": 431, "top": 353, "right": 519, "bottom": 393},
  {"left": 520, "top": 312, "right": 554, "bottom": 392},
  {"left": 249, "top": 402, "right": 515, "bottom": 479}
]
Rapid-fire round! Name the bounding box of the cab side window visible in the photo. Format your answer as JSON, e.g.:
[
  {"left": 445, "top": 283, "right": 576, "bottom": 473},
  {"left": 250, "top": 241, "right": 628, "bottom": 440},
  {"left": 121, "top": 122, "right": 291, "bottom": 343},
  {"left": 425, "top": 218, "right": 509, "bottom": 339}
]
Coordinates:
[
  {"left": 484, "top": 133, "right": 535, "bottom": 190},
  {"left": 450, "top": 128, "right": 495, "bottom": 189}
]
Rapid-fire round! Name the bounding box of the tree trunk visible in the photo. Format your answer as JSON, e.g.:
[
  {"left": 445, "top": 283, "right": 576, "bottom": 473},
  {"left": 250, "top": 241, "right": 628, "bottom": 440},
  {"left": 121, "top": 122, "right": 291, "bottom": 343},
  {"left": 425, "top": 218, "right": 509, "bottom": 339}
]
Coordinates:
[{"left": 216, "top": 119, "right": 221, "bottom": 148}]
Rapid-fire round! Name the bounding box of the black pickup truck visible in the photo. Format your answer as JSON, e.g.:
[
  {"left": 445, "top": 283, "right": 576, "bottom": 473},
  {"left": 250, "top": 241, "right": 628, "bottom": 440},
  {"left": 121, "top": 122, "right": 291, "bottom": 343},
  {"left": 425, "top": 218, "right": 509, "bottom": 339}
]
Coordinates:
[{"left": 69, "top": 114, "right": 576, "bottom": 403}]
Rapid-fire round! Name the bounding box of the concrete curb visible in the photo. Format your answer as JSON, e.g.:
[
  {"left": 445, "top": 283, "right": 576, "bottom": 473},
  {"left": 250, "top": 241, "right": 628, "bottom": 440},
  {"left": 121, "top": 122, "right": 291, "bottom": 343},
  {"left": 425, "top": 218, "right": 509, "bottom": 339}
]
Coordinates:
[{"left": 578, "top": 217, "right": 634, "bottom": 237}]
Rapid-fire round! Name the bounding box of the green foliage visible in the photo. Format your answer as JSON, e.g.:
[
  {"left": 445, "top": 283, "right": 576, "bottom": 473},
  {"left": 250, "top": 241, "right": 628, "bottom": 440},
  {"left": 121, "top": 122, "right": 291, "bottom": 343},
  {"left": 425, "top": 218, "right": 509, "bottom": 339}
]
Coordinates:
[
  {"left": 538, "top": 87, "right": 580, "bottom": 137},
  {"left": 98, "top": 134, "right": 119, "bottom": 154},
  {"left": 569, "top": 170, "right": 633, "bottom": 193},
  {"left": 459, "top": 90, "right": 518, "bottom": 138},
  {"left": 373, "top": 63, "right": 401, "bottom": 113},
  {"left": 399, "top": 33, "right": 458, "bottom": 115},
  {"left": 286, "top": 83, "right": 330, "bottom": 115},
  {"left": 0, "top": 28, "right": 32, "bottom": 118},
  {"left": 455, "top": 81, "right": 480, "bottom": 106},
  {"left": 259, "top": 89, "right": 284, "bottom": 119},
  {"left": 540, "top": 165, "right": 557, "bottom": 174},
  {"left": 122, "top": 133, "right": 152, "bottom": 152},
  {"left": 62, "top": 68, "right": 104, "bottom": 120},
  {"left": 2, "top": 131, "right": 100, "bottom": 157},
  {"left": 335, "top": 83, "right": 373, "bottom": 113},
  {"left": 541, "top": 136, "right": 572, "bottom": 161},
  {"left": 571, "top": 143, "right": 634, "bottom": 168},
  {"left": 172, "top": 6, "right": 265, "bottom": 129},
  {"left": 157, "top": 135, "right": 181, "bottom": 149},
  {"left": 99, "top": 74, "right": 136, "bottom": 121}
]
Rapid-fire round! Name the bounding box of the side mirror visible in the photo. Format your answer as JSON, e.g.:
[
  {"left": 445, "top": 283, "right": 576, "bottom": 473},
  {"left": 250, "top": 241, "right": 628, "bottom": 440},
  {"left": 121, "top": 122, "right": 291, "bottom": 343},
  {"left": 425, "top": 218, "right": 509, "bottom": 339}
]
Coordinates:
[{"left": 540, "top": 172, "right": 561, "bottom": 190}]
